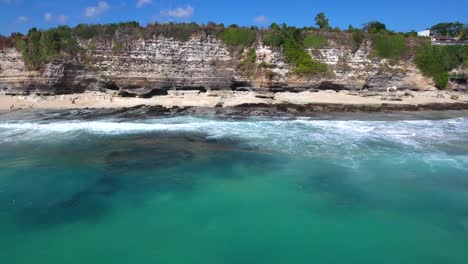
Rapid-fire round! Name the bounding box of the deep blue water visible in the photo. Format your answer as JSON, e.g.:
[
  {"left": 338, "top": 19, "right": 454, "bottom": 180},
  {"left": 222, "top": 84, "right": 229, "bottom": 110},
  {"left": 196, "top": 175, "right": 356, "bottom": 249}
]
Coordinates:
[{"left": 0, "top": 111, "right": 468, "bottom": 264}]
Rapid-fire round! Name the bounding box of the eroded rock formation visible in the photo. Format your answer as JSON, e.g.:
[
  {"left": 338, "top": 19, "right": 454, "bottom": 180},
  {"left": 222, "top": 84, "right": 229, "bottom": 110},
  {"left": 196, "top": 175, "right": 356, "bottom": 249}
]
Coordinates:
[{"left": 0, "top": 35, "right": 437, "bottom": 96}]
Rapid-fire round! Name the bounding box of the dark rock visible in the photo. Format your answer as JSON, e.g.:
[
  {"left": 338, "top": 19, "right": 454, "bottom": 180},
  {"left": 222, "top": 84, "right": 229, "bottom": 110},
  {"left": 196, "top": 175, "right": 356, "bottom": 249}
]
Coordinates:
[
  {"left": 315, "top": 81, "right": 347, "bottom": 91},
  {"left": 364, "top": 72, "right": 406, "bottom": 91},
  {"left": 254, "top": 92, "right": 275, "bottom": 99}
]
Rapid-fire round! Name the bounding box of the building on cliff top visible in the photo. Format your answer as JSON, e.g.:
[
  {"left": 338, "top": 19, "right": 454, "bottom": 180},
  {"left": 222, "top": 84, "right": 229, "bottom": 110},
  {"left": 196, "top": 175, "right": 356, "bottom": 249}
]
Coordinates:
[
  {"left": 419, "top": 30, "right": 468, "bottom": 46},
  {"left": 417, "top": 30, "right": 432, "bottom": 37}
]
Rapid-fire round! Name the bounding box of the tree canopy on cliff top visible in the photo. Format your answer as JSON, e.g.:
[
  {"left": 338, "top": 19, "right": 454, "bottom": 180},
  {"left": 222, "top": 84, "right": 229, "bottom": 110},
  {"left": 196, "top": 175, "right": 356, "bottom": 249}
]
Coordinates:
[{"left": 431, "top": 22, "right": 467, "bottom": 37}]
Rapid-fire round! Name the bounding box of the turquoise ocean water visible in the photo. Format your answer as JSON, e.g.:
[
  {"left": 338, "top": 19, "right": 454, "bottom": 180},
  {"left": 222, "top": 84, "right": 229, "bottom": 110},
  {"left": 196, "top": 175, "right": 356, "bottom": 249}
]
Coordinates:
[{"left": 0, "top": 112, "right": 468, "bottom": 264}]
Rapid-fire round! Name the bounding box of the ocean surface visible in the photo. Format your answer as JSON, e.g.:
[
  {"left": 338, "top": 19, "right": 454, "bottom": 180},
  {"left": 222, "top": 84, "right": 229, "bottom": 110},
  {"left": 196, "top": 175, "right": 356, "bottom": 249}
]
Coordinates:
[{"left": 0, "top": 110, "right": 468, "bottom": 264}]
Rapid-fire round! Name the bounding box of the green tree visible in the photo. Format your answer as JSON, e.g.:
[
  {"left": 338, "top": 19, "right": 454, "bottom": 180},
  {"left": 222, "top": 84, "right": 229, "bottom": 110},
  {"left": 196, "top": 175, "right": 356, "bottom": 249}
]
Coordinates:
[
  {"left": 462, "top": 27, "right": 468, "bottom": 40},
  {"left": 269, "top": 23, "right": 280, "bottom": 31},
  {"left": 364, "top": 21, "right": 387, "bottom": 34},
  {"left": 431, "top": 22, "right": 466, "bottom": 37},
  {"left": 315, "top": 12, "right": 330, "bottom": 30},
  {"left": 14, "top": 26, "right": 82, "bottom": 69}
]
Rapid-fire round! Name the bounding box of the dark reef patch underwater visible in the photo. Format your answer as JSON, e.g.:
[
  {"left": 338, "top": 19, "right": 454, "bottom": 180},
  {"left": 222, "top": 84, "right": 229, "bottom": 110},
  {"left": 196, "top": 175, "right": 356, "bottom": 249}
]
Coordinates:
[{"left": 0, "top": 110, "right": 468, "bottom": 264}]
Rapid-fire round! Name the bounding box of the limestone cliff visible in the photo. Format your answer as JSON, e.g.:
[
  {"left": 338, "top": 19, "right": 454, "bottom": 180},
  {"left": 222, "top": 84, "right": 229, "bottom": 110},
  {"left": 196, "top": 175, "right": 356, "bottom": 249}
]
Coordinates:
[
  {"left": 253, "top": 39, "right": 435, "bottom": 92},
  {"left": 0, "top": 34, "right": 436, "bottom": 96}
]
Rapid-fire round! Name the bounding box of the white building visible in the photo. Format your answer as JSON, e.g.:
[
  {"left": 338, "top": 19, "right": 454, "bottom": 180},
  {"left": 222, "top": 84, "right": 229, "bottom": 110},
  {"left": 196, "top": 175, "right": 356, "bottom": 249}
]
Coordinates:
[{"left": 418, "top": 30, "right": 431, "bottom": 37}]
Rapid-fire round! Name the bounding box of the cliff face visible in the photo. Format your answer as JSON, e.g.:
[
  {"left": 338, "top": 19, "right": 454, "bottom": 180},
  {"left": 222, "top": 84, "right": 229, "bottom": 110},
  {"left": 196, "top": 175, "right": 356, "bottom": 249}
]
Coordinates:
[
  {"left": 0, "top": 35, "right": 435, "bottom": 96},
  {"left": 254, "top": 40, "right": 434, "bottom": 91}
]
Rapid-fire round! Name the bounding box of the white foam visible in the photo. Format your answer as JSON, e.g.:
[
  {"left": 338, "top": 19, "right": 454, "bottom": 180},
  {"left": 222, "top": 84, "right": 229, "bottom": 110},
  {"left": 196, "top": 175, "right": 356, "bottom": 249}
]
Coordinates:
[
  {"left": 0, "top": 121, "right": 208, "bottom": 134},
  {"left": 0, "top": 117, "right": 467, "bottom": 161}
]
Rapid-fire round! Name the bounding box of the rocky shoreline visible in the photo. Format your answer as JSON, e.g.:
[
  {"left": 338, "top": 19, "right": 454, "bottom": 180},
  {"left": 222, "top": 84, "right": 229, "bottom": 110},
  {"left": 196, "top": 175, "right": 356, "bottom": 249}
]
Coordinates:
[
  {"left": 2, "top": 33, "right": 466, "bottom": 115},
  {"left": 1, "top": 89, "right": 468, "bottom": 118}
]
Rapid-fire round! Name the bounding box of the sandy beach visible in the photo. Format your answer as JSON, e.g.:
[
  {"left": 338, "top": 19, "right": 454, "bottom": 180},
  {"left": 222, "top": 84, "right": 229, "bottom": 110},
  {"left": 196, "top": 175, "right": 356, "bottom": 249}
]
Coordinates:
[{"left": 0, "top": 90, "right": 467, "bottom": 111}]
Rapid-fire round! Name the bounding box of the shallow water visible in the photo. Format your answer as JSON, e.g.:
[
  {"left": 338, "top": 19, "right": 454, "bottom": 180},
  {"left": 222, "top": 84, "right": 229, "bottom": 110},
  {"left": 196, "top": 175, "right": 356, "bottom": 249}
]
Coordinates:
[{"left": 0, "top": 112, "right": 468, "bottom": 264}]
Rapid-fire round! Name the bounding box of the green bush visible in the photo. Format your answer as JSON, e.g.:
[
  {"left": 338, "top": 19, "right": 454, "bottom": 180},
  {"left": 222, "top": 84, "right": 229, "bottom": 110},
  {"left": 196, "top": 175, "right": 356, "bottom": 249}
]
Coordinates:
[
  {"left": 147, "top": 22, "right": 201, "bottom": 41},
  {"left": 283, "top": 39, "right": 328, "bottom": 75},
  {"left": 415, "top": 45, "right": 459, "bottom": 76},
  {"left": 74, "top": 24, "right": 100, "bottom": 40},
  {"left": 372, "top": 34, "right": 408, "bottom": 60},
  {"left": 352, "top": 30, "right": 365, "bottom": 50},
  {"left": 258, "top": 61, "right": 269, "bottom": 68},
  {"left": 414, "top": 44, "right": 467, "bottom": 89},
  {"left": 239, "top": 48, "right": 257, "bottom": 76},
  {"left": 113, "top": 40, "right": 123, "bottom": 51},
  {"left": 244, "top": 48, "right": 256, "bottom": 63},
  {"left": 14, "top": 37, "right": 27, "bottom": 51},
  {"left": 74, "top": 22, "right": 140, "bottom": 40},
  {"left": 303, "top": 34, "right": 328, "bottom": 48},
  {"left": 262, "top": 26, "right": 328, "bottom": 76},
  {"left": 263, "top": 31, "right": 283, "bottom": 47},
  {"left": 219, "top": 27, "right": 256, "bottom": 47},
  {"left": 434, "top": 72, "right": 449, "bottom": 89},
  {"left": 167, "top": 23, "right": 200, "bottom": 41}
]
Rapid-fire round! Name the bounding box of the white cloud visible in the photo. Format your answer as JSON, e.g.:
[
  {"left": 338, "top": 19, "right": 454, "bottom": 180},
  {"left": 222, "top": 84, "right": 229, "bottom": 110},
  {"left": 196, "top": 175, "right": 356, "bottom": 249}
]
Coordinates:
[
  {"left": 44, "top": 12, "right": 53, "bottom": 22},
  {"left": 136, "top": 0, "right": 151, "bottom": 8},
  {"left": 44, "top": 12, "right": 68, "bottom": 24},
  {"left": 160, "top": 5, "right": 194, "bottom": 19},
  {"left": 253, "top": 15, "right": 268, "bottom": 23},
  {"left": 16, "top": 16, "right": 28, "bottom": 23},
  {"left": 85, "top": 1, "right": 110, "bottom": 17},
  {"left": 57, "top": 14, "right": 68, "bottom": 24}
]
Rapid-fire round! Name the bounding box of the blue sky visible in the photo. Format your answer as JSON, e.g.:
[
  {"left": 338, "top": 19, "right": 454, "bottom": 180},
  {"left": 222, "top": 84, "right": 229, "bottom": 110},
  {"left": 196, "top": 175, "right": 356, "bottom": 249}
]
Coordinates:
[{"left": 0, "top": 0, "right": 466, "bottom": 35}]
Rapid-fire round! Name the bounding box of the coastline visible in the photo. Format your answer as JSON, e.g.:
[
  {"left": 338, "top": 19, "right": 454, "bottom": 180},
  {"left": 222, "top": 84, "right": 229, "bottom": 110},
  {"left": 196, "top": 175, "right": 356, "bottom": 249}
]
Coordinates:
[{"left": 1, "top": 90, "right": 468, "bottom": 113}]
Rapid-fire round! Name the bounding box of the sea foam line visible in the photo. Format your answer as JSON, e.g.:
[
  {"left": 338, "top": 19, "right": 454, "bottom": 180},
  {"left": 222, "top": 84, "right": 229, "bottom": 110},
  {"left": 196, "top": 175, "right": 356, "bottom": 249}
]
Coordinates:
[{"left": 0, "top": 117, "right": 466, "bottom": 143}]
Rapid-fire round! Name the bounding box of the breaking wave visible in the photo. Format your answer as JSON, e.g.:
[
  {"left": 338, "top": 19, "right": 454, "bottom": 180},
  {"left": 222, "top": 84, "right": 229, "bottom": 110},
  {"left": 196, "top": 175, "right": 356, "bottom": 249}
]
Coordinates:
[{"left": 1, "top": 116, "right": 468, "bottom": 161}]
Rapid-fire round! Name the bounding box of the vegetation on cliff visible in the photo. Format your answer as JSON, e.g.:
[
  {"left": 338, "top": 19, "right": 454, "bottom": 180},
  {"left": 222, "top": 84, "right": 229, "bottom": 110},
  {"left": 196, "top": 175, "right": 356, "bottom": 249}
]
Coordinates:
[
  {"left": 7, "top": 22, "right": 226, "bottom": 70},
  {"left": 0, "top": 14, "right": 465, "bottom": 88},
  {"left": 371, "top": 34, "right": 409, "bottom": 61},
  {"left": 415, "top": 45, "right": 467, "bottom": 89},
  {"left": 219, "top": 26, "right": 256, "bottom": 48},
  {"left": 351, "top": 30, "right": 365, "bottom": 51},
  {"left": 303, "top": 34, "right": 328, "bottom": 48},
  {"left": 431, "top": 22, "right": 468, "bottom": 39},
  {"left": 13, "top": 27, "right": 81, "bottom": 70},
  {"left": 239, "top": 48, "right": 257, "bottom": 77},
  {"left": 263, "top": 24, "right": 328, "bottom": 76}
]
